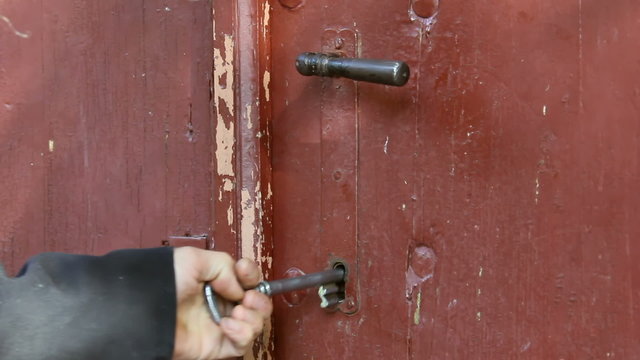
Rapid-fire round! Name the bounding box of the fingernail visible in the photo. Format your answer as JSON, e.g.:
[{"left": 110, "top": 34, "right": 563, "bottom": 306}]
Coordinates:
[{"left": 221, "top": 318, "right": 241, "bottom": 332}]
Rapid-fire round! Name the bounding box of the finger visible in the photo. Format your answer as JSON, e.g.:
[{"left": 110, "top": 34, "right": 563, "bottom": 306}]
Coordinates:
[
  {"left": 242, "top": 290, "right": 273, "bottom": 320},
  {"left": 231, "top": 305, "right": 265, "bottom": 335},
  {"left": 190, "top": 248, "right": 244, "bottom": 302},
  {"left": 235, "top": 258, "right": 262, "bottom": 289},
  {"left": 219, "top": 317, "right": 256, "bottom": 351}
]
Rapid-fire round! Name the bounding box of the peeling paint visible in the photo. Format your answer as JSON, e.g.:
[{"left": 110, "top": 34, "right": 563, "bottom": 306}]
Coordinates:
[
  {"left": 214, "top": 35, "right": 236, "bottom": 177},
  {"left": 413, "top": 290, "right": 422, "bottom": 325},
  {"left": 222, "top": 178, "right": 234, "bottom": 192},
  {"left": 263, "top": 70, "right": 271, "bottom": 102},
  {"left": 241, "top": 188, "right": 257, "bottom": 260},
  {"left": 255, "top": 319, "right": 274, "bottom": 360},
  {"left": 227, "top": 205, "right": 234, "bottom": 226},
  {"left": 240, "top": 181, "right": 274, "bottom": 360},
  {"left": 261, "top": 1, "right": 271, "bottom": 39},
  {"left": 266, "top": 182, "right": 273, "bottom": 200},
  {"left": 261, "top": 255, "right": 273, "bottom": 270},
  {"left": 246, "top": 103, "right": 253, "bottom": 129},
  {"left": 241, "top": 181, "right": 265, "bottom": 261}
]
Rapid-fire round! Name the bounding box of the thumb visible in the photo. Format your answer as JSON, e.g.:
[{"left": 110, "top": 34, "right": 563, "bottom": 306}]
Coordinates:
[{"left": 191, "top": 249, "right": 245, "bottom": 302}]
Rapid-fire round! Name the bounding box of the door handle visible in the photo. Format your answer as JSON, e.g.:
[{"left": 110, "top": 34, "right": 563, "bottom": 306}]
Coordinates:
[{"left": 295, "top": 52, "right": 410, "bottom": 87}]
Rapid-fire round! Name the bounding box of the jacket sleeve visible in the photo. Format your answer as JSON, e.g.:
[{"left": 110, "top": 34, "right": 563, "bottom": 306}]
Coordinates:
[{"left": 0, "top": 247, "right": 177, "bottom": 360}]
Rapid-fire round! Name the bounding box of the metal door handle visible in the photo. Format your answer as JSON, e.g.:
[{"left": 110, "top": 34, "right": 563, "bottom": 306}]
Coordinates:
[{"left": 295, "top": 52, "right": 410, "bottom": 87}]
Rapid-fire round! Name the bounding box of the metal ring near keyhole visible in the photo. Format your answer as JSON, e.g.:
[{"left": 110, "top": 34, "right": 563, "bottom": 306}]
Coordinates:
[
  {"left": 318, "top": 261, "right": 348, "bottom": 310},
  {"left": 332, "top": 262, "right": 347, "bottom": 303}
]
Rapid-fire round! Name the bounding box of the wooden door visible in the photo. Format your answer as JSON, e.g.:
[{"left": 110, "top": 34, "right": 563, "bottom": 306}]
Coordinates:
[
  {"left": 268, "top": 0, "right": 640, "bottom": 358},
  {"left": 0, "top": 1, "right": 219, "bottom": 272}
]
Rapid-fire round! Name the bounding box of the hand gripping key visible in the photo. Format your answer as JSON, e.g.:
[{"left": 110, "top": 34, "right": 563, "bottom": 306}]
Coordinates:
[{"left": 204, "top": 268, "right": 346, "bottom": 324}]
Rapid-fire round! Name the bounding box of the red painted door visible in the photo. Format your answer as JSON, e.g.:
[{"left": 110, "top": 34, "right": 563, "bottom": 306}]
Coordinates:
[
  {"left": 269, "top": 0, "right": 640, "bottom": 358},
  {"left": 0, "top": 0, "right": 217, "bottom": 274}
]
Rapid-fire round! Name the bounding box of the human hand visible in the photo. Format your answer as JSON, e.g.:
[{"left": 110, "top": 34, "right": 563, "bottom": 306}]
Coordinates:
[{"left": 172, "top": 247, "right": 272, "bottom": 360}]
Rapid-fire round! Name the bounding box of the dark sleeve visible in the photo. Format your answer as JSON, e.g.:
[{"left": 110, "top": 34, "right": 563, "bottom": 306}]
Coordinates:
[{"left": 0, "top": 247, "right": 176, "bottom": 360}]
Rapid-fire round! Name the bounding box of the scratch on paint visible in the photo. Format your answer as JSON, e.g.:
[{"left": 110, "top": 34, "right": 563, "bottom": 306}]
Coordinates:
[
  {"left": 0, "top": 15, "right": 31, "bottom": 38},
  {"left": 535, "top": 177, "right": 540, "bottom": 204},
  {"left": 383, "top": 136, "right": 389, "bottom": 155},
  {"left": 413, "top": 290, "right": 422, "bottom": 325},
  {"left": 214, "top": 35, "right": 236, "bottom": 177}
]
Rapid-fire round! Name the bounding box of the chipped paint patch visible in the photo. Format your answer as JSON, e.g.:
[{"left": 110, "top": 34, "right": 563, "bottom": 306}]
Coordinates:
[
  {"left": 48, "top": 140, "right": 55, "bottom": 152},
  {"left": 542, "top": 105, "right": 547, "bottom": 116},
  {"left": 476, "top": 311, "right": 482, "bottom": 321},
  {"left": 222, "top": 178, "right": 234, "bottom": 192},
  {"left": 261, "top": 1, "right": 271, "bottom": 39},
  {"left": 261, "top": 255, "right": 273, "bottom": 270},
  {"left": 214, "top": 35, "right": 236, "bottom": 177},
  {"left": 241, "top": 188, "right": 257, "bottom": 260},
  {"left": 241, "top": 180, "right": 272, "bottom": 271},
  {"left": 535, "top": 177, "right": 540, "bottom": 204},
  {"left": 227, "top": 205, "right": 234, "bottom": 226},
  {"left": 448, "top": 298, "right": 458, "bottom": 309},
  {"left": 413, "top": 290, "right": 422, "bottom": 325},
  {"left": 383, "top": 136, "right": 389, "bottom": 155},
  {"left": 246, "top": 103, "right": 253, "bottom": 129},
  {"left": 266, "top": 182, "right": 273, "bottom": 200},
  {"left": 241, "top": 181, "right": 265, "bottom": 259},
  {"left": 263, "top": 70, "right": 271, "bottom": 102}
]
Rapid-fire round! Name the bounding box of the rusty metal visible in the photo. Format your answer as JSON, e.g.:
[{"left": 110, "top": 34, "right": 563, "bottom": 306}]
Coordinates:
[{"left": 295, "top": 52, "right": 410, "bottom": 86}]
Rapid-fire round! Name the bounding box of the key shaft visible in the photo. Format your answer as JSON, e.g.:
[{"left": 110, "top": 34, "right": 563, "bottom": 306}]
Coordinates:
[{"left": 254, "top": 268, "right": 345, "bottom": 296}]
